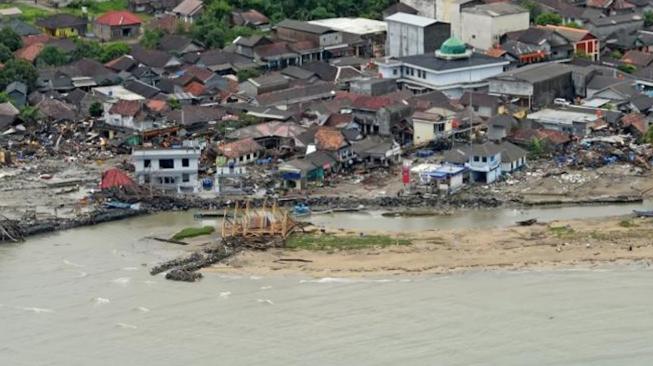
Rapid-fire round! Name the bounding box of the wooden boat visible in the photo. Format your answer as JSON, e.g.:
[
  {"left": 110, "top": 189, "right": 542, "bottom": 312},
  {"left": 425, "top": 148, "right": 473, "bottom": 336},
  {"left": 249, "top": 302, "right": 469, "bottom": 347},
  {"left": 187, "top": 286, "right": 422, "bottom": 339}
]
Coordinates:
[
  {"left": 633, "top": 210, "right": 653, "bottom": 217},
  {"left": 516, "top": 218, "right": 537, "bottom": 226}
]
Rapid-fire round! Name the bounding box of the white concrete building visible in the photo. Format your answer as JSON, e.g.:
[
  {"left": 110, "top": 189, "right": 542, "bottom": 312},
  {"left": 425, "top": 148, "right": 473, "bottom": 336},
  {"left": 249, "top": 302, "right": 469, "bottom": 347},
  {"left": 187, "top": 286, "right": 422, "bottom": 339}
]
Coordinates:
[
  {"left": 460, "top": 2, "right": 529, "bottom": 51},
  {"left": 412, "top": 110, "right": 454, "bottom": 145},
  {"left": 385, "top": 12, "right": 450, "bottom": 57},
  {"left": 376, "top": 37, "right": 509, "bottom": 97},
  {"left": 132, "top": 148, "right": 201, "bottom": 193}
]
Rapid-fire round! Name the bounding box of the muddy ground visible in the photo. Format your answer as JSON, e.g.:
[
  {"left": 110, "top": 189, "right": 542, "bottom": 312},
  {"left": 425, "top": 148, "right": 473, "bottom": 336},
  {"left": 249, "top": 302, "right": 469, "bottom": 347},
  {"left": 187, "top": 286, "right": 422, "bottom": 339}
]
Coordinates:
[
  {"left": 207, "top": 215, "right": 653, "bottom": 277},
  {"left": 1, "top": 156, "right": 651, "bottom": 222}
]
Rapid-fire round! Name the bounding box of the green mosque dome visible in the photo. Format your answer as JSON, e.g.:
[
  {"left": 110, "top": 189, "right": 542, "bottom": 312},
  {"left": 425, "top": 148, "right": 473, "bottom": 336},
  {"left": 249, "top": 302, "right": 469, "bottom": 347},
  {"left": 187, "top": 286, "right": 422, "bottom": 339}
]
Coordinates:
[{"left": 439, "top": 37, "right": 467, "bottom": 55}]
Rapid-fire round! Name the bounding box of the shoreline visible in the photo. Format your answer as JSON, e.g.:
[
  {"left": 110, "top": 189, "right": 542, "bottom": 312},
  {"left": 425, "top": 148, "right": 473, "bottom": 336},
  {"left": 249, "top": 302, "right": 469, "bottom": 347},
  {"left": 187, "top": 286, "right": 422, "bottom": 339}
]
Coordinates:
[
  {"left": 4, "top": 187, "right": 648, "bottom": 243},
  {"left": 203, "top": 215, "right": 653, "bottom": 277}
]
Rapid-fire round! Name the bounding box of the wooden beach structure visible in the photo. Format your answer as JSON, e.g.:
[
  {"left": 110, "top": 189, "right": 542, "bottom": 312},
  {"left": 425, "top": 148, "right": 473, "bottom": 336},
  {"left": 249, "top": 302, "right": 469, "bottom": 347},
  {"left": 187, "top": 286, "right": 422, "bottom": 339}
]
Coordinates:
[{"left": 220, "top": 200, "right": 296, "bottom": 239}]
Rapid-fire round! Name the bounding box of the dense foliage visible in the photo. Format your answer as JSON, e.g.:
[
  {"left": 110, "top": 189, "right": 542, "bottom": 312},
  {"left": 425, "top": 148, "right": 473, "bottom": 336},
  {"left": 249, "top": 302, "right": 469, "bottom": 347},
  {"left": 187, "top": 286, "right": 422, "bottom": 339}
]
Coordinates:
[
  {"left": 0, "top": 44, "right": 12, "bottom": 63},
  {"left": 0, "top": 59, "right": 38, "bottom": 91},
  {"left": 71, "top": 39, "right": 131, "bottom": 63},
  {"left": 38, "top": 46, "right": 70, "bottom": 66},
  {"left": 0, "top": 27, "right": 22, "bottom": 52},
  {"left": 535, "top": 12, "right": 562, "bottom": 26},
  {"left": 645, "top": 11, "right": 653, "bottom": 27},
  {"left": 192, "top": 0, "right": 393, "bottom": 48},
  {"left": 141, "top": 29, "right": 163, "bottom": 49}
]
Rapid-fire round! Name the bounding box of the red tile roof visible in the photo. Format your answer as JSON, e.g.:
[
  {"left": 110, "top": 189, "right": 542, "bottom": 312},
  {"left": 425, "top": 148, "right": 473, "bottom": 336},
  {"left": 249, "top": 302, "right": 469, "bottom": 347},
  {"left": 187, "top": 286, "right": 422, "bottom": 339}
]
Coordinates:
[
  {"left": 184, "top": 81, "right": 206, "bottom": 96},
  {"left": 183, "top": 65, "right": 214, "bottom": 83},
  {"left": 149, "top": 14, "right": 179, "bottom": 33},
  {"left": 622, "top": 50, "right": 653, "bottom": 67},
  {"left": 22, "top": 34, "right": 52, "bottom": 47},
  {"left": 218, "top": 137, "right": 264, "bottom": 158},
  {"left": 324, "top": 113, "right": 352, "bottom": 128},
  {"left": 486, "top": 47, "right": 507, "bottom": 58},
  {"left": 109, "top": 100, "right": 141, "bottom": 117},
  {"left": 621, "top": 112, "right": 648, "bottom": 134},
  {"left": 351, "top": 95, "right": 394, "bottom": 111},
  {"left": 15, "top": 43, "right": 44, "bottom": 63},
  {"left": 96, "top": 11, "right": 141, "bottom": 26},
  {"left": 146, "top": 99, "right": 168, "bottom": 113},
  {"left": 315, "top": 127, "right": 348, "bottom": 151}
]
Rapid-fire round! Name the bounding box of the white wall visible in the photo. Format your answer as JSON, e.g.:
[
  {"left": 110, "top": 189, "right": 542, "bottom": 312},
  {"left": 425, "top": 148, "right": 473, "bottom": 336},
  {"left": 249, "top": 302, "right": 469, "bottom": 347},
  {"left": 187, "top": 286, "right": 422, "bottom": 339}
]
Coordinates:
[
  {"left": 387, "top": 20, "right": 425, "bottom": 57},
  {"left": 461, "top": 11, "right": 529, "bottom": 50}
]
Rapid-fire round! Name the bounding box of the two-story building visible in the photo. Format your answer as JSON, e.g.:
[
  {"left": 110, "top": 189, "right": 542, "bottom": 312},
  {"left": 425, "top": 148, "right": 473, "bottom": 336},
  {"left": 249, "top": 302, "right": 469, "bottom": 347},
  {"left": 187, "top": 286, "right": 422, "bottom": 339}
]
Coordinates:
[
  {"left": 412, "top": 110, "right": 453, "bottom": 145},
  {"left": 132, "top": 147, "right": 201, "bottom": 192},
  {"left": 443, "top": 142, "right": 502, "bottom": 184},
  {"left": 460, "top": 2, "right": 530, "bottom": 51},
  {"left": 385, "top": 12, "right": 450, "bottom": 57},
  {"left": 274, "top": 19, "right": 350, "bottom": 59},
  {"left": 376, "top": 37, "right": 509, "bottom": 97}
]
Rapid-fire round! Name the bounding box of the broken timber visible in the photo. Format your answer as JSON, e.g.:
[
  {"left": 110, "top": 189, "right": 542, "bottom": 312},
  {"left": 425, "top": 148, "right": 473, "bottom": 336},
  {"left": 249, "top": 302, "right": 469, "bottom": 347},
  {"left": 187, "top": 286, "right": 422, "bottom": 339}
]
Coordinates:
[{"left": 220, "top": 199, "right": 297, "bottom": 239}]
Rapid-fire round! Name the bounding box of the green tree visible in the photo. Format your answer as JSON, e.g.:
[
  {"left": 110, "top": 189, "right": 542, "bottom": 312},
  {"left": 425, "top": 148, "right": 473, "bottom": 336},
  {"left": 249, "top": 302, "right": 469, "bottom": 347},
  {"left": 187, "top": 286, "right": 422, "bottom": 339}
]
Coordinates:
[
  {"left": 0, "top": 91, "right": 8, "bottom": 103},
  {"left": 618, "top": 64, "right": 636, "bottom": 74},
  {"left": 535, "top": 12, "right": 562, "bottom": 26},
  {"left": 237, "top": 68, "right": 261, "bottom": 82},
  {"left": 71, "top": 39, "right": 103, "bottom": 60},
  {"left": 310, "top": 6, "right": 336, "bottom": 19},
  {"left": 575, "top": 51, "right": 591, "bottom": 60},
  {"left": 0, "top": 27, "right": 22, "bottom": 51},
  {"left": 519, "top": 0, "right": 541, "bottom": 22},
  {"left": 0, "top": 59, "right": 38, "bottom": 91},
  {"left": 141, "top": 29, "right": 163, "bottom": 49},
  {"left": 37, "top": 46, "right": 70, "bottom": 66},
  {"left": 99, "top": 42, "right": 130, "bottom": 62},
  {"left": 610, "top": 50, "right": 623, "bottom": 59},
  {"left": 0, "top": 44, "right": 12, "bottom": 63},
  {"left": 191, "top": 0, "right": 232, "bottom": 48},
  {"left": 19, "top": 106, "right": 39, "bottom": 123},
  {"left": 563, "top": 22, "right": 581, "bottom": 29},
  {"left": 89, "top": 102, "right": 104, "bottom": 117},
  {"left": 528, "top": 138, "right": 546, "bottom": 159},
  {"left": 642, "top": 126, "right": 653, "bottom": 143},
  {"left": 645, "top": 10, "right": 653, "bottom": 27},
  {"left": 169, "top": 98, "right": 181, "bottom": 110}
]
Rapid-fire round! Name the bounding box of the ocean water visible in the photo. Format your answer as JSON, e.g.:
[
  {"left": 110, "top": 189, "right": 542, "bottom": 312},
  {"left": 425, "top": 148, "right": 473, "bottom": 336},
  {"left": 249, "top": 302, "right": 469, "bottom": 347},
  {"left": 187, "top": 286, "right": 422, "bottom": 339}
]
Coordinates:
[{"left": 1, "top": 213, "right": 653, "bottom": 365}]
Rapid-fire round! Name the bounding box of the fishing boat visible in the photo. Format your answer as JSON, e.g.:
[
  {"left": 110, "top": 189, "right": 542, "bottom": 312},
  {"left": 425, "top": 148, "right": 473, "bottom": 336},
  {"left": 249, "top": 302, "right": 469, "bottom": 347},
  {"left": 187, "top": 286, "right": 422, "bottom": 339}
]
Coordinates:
[{"left": 633, "top": 210, "right": 653, "bottom": 217}]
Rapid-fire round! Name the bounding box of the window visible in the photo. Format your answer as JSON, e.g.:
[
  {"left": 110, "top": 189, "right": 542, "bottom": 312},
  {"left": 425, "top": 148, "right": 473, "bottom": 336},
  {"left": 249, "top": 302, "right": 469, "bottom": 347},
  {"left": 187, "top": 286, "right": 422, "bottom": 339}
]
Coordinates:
[
  {"left": 482, "top": 156, "right": 487, "bottom": 163},
  {"left": 393, "top": 69, "right": 398, "bottom": 75},
  {"left": 159, "top": 159, "right": 174, "bottom": 169},
  {"left": 474, "top": 156, "right": 480, "bottom": 162},
  {"left": 182, "top": 173, "right": 189, "bottom": 183},
  {"left": 144, "top": 175, "right": 150, "bottom": 184},
  {"left": 144, "top": 159, "right": 151, "bottom": 168},
  {"left": 182, "top": 158, "right": 189, "bottom": 167}
]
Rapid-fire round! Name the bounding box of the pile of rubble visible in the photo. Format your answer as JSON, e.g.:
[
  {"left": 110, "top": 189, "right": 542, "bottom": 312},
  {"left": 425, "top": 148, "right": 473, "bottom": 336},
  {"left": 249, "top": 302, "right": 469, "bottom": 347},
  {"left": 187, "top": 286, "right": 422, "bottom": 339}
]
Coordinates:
[
  {"left": 558, "top": 136, "right": 653, "bottom": 171},
  {"left": 0, "top": 120, "right": 130, "bottom": 168},
  {"left": 150, "top": 235, "right": 285, "bottom": 282}
]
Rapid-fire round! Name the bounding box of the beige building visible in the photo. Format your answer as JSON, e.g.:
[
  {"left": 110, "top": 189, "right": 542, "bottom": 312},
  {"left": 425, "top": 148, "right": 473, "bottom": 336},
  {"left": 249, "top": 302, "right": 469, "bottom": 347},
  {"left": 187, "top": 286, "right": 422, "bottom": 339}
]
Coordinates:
[
  {"left": 460, "top": 2, "right": 529, "bottom": 51},
  {"left": 412, "top": 110, "right": 453, "bottom": 146}
]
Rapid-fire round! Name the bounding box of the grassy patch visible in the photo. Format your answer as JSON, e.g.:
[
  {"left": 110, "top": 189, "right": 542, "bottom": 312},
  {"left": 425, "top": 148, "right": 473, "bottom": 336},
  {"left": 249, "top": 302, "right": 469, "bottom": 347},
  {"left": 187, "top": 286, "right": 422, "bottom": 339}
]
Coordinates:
[
  {"left": 286, "top": 233, "right": 411, "bottom": 251},
  {"left": 619, "top": 219, "right": 638, "bottom": 228},
  {"left": 171, "top": 226, "right": 215, "bottom": 241},
  {"left": 549, "top": 225, "right": 576, "bottom": 238},
  {"left": 0, "top": 4, "right": 53, "bottom": 22}
]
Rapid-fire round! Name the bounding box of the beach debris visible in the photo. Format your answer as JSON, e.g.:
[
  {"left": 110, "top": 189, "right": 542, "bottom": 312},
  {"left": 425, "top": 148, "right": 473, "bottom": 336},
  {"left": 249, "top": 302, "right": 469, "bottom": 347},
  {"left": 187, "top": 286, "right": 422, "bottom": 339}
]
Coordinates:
[{"left": 0, "top": 215, "right": 23, "bottom": 242}]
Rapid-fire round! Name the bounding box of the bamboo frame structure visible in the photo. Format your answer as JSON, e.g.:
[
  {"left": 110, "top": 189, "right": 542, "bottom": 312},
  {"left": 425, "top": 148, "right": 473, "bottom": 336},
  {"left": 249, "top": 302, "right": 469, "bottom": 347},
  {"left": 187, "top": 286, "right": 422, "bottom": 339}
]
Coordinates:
[{"left": 220, "top": 200, "right": 296, "bottom": 239}]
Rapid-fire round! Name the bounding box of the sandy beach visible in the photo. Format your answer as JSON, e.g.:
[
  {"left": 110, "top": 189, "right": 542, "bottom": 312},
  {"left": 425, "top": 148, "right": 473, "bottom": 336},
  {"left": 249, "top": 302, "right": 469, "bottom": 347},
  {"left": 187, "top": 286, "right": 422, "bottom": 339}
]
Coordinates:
[{"left": 204, "top": 215, "right": 653, "bottom": 276}]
